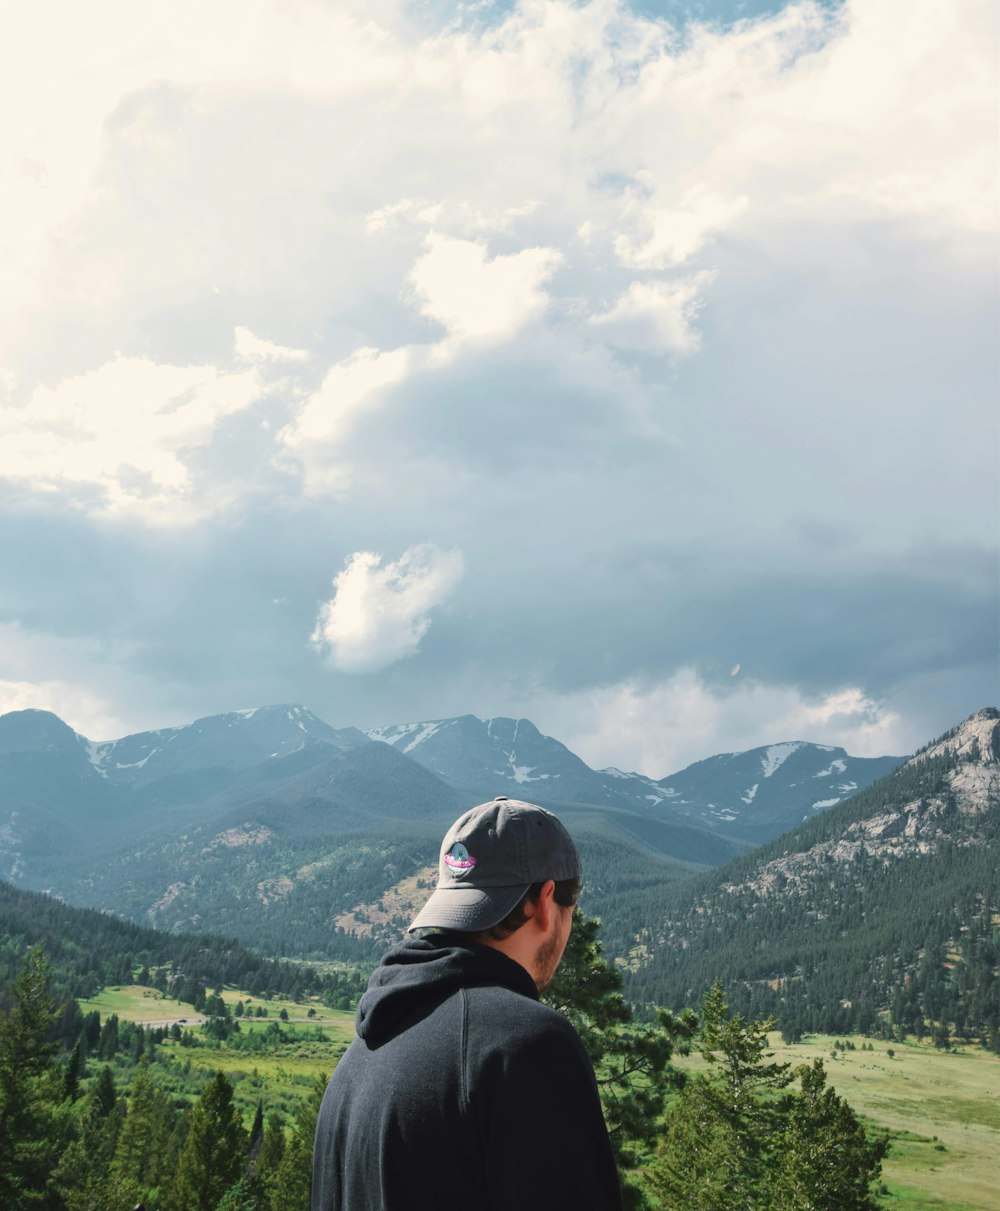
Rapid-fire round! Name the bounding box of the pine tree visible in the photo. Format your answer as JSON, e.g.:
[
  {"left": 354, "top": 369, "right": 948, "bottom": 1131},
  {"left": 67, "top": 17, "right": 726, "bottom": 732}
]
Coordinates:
[
  {"left": 166, "top": 1070, "right": 245, "bottom": 1211},
  {"left": 647, "top": 985, "right": 887, "bottom": 1211},
  {"left": 266, "top": 1073, "right": 327, "bottom": 1211},
  {"left": 769, "top": 1059, "right": 888, "bottom": 1211},
  {"left": 0, "top": 945, "right": 68, "bottom": 1210},
  {"left": 545, "top": 910, "right": 696, "bottom": 1208},
  {"left": 109, "top": 1058, "right": 176, "bottom": 1204},
  {"left": 256, "top": 1110, "right": 286, "bottom": 1207},
  {"left": 93, "top": 1064, "right": 117, "bottom": 1117},
  {"left": 51, "top": 1078, "right": 124, "bottom": 1211},
  {"left": 63, "top": 1039, "right": 85, "bottom": 1102}
]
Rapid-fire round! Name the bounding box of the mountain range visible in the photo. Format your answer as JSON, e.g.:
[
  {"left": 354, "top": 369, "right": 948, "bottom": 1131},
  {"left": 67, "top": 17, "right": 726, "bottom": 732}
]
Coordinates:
[
  {"left": 625, "top": 708, "right": 1000, "bottom": 1036},
  {"left": 368, "top": 713, "right": 902, "bottom": 843},
  {"left": 0, "top": 701, "right": 995, "bottom": 1040},
  {"left": 0, "top": 700, "right": 905, "bottom": 968},
  {"left": 0, "top": 703, "right": 904, "bottom": 893}
]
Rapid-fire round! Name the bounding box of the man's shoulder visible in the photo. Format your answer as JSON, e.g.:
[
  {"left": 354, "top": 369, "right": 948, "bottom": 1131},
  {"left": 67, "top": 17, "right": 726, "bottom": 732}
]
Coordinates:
[{"left": 464, "top": 983, "right": 585, "bottom": 1052}]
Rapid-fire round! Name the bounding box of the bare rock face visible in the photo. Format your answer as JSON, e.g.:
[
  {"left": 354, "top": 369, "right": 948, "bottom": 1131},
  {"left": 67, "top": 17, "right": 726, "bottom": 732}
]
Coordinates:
[
  {"left": 724, "top": 708, "right": 999, "bottom": 899},
  {"left": 905, "top": 707, "right": 1000, "bottom": 769}
]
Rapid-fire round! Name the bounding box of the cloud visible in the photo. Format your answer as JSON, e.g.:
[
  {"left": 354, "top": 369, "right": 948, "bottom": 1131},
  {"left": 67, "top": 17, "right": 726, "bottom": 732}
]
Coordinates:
[
  {"left": 543, "top": 669, "right": 908, "bottom": 777},
  {"left": 0, "top": 678, "right": 129, "bottom": 742},
  {"left": 0, "top": 0, "right": 993, "bottom": 763},
  {"left": 312, "top": 544, "right": 465, "bottom": 673},
  {"left": 234, "top": 327, "right": 308, "bottom": 364},
  {"left": 588, "top": 274, "right": 711, "bottom": 354},
  {"left": 614, "top": 188, "right": 749, "bottom": 269},
  {"left": 0, "top": 333, "right": 275, "bottom": 521},
  {"left": 408, "top": 233, "right": 562, "bottom": 347},
  {"left": 279, "top": 345, "right": 416, "bottom": 494}
]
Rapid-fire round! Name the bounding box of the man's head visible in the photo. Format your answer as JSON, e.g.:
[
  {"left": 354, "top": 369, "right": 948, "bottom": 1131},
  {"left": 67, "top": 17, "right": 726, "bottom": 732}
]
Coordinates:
[{"left": 409, "top": 797, "right": 582, "bottom": 990}]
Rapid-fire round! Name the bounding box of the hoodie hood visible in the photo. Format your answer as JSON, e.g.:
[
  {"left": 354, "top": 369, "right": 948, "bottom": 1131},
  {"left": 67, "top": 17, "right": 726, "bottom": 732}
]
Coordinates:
[{"left": 356, "top": 934, "right": 539, "bottom": 1047}]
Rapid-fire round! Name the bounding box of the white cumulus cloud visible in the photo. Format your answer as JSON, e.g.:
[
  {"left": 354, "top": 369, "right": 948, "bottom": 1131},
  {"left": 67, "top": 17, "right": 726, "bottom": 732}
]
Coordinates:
[
  {"left": 589, "top": 275, "right": 712, "bottom": 355},
  {"left": 312, "top": 544, "right": 465, "bottom": 673},
  {"left": 408, "top": 233, "right": 562, "bottom": 348},
  {"left": 536, "top": 668, "right": 909, "bottom": 776},
  {"left": 0, "top": 327, "right": 284, "bottom": 521}
]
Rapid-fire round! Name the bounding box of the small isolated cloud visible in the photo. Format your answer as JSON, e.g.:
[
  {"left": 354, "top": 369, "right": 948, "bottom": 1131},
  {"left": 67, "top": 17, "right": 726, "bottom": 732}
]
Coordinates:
[
  {"left": 312, "top": 544, "right": 465, "bottom": 673},
  {"left": 589, "top": 275, "right": 711, "bottom": 355}
]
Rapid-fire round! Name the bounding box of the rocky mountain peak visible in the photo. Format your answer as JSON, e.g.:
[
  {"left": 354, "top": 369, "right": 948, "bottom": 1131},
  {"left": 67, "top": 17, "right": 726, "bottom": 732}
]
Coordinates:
[{"left": 905, "top": 707, "right": 1000, "bottom": 769}]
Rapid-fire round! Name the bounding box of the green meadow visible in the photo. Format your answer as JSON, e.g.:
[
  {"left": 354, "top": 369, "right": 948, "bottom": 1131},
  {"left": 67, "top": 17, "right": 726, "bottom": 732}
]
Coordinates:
[
  {"left": 79, "top": 983, "right": 357, "bottom": 1031},
  {"left": 80, "top": 983, "right": 357, "bottom": 1122},
  {"left": 84, "top": 989, "right": 999, "bottom": 1209},
  {"left": 676, "top": 1034, "right": 1000, "bottom": 1211}
]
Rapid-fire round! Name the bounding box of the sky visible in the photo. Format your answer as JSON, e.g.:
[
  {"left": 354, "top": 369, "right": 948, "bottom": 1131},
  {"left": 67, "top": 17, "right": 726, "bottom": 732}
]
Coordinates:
[{"left": 0, "top": 0, "right": 996, "bottom": 776}]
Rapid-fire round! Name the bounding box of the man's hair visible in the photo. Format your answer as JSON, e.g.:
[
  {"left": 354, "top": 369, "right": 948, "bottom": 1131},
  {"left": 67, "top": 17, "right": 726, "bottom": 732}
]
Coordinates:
[{"left": 479, "top": 877, "right": 581, "bottom": 941}]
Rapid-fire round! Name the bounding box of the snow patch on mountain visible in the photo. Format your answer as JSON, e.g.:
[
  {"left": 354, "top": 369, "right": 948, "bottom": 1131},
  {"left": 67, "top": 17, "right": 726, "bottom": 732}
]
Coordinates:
[
  {"left": 741, "top": 784, "right": 759, "bottom": 804},
  {"left": 761, "top": 742, "right": 803, "bottom": 778},
  {"left": 402, "top": 722, "right": 447, "bottom": 753},
  {"left": 114, "top": 749, "right": 158, "bottom": 770},
  {"left": 85, "top": 739, "right": 110, "bottom": 777},
  {"left": 814, "top": 758, "right": 847, "bottom": 777}
]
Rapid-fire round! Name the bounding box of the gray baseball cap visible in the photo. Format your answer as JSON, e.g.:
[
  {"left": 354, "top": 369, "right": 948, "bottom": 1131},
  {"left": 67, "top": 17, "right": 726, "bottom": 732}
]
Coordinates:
[{"left": 408, "top": 797, "right": 582, "bottom": 933}]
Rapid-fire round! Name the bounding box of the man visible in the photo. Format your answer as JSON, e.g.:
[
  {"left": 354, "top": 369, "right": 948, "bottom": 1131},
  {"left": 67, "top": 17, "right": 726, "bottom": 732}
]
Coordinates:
[{"left": 312, "top": 796, "right": 622, "bottom": 1211}]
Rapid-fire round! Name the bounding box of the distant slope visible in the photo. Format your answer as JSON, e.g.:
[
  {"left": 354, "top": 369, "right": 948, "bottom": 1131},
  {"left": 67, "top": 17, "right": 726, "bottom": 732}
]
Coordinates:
[
  {"left": 0, "top": 879, "right": 323, "bottom": 1002},
  {"left": 627, "top": 709, "right": 1000, "bottom": 1040},
  {"left": 654, "top": 741, "right": 905, "bottom": 844},
  {"left": 0, "top": 707, "right": 452, "bottom": 888},
  {"left": 0, "top": 702, "right": 911, "bottom": 978},
  {"left": 90, "top": 703, "right": 366, "bottom": 789},
  {"left": 367, "top": 714, "right": 650, "bottom": 807},
  {"left": 367, "top": 713, "right": 906, "bottom": 844}
]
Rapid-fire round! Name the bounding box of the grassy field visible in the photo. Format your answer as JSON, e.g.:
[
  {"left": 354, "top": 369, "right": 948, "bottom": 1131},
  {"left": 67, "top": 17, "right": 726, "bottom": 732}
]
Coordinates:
[
  {"left": 81, "top": 988, "right": 998, "bottom": 1208},
  {"left": 80, "top": 983, "right": 357, "bottom": 1124},
  {"left": 676, "top": 1034, "right": 1000, "bottom": 1211},
  {"left": 78, "top": 984, "right": 200, "bottom": 1023},
  {"left": 79, "top": 983, "right": 356, "bottom": 1030}
]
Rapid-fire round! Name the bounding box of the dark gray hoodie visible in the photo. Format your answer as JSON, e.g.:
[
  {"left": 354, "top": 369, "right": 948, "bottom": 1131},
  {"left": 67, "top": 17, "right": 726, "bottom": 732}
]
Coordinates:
[{"left": 312, "top": 934, "right": 622, "bottom": 1211}]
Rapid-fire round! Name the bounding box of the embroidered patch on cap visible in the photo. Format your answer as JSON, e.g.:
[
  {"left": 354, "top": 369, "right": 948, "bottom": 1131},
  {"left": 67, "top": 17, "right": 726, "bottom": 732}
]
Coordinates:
[{"left": 443, "top": 842, "right": 477, "bottom": 874}]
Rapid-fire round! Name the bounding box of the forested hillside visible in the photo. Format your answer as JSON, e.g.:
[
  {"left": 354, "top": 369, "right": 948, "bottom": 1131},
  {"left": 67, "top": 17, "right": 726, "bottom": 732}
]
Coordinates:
[
  {"left": 0, "top": 880, "right": 324, "bottom": 1004},
  {"left": 626, "top": 710, "right": 1000, "bottom": 1047}
]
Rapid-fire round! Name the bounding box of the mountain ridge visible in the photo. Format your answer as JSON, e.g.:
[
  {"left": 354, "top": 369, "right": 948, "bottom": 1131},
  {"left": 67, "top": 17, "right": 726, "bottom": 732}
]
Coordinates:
[{"left": 625, "top": 707, "right": 1000, "bottom": 1040}]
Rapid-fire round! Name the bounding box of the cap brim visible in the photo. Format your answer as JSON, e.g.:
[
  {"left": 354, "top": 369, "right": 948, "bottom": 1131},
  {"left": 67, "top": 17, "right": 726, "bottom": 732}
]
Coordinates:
[{"left": 408, "top": 883, "right": 530, "bottom": 934}]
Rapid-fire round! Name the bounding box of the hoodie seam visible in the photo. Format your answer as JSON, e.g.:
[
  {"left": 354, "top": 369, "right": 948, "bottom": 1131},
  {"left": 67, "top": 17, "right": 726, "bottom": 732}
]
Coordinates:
[{"left": 460, "top": 987, "right": 470, "bottom": 1114}]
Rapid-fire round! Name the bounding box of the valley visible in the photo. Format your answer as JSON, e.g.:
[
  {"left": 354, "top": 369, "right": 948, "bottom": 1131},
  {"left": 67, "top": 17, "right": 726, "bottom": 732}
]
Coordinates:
[{"left": 1, "top": 703, "right": 996, "bottom": 1210}]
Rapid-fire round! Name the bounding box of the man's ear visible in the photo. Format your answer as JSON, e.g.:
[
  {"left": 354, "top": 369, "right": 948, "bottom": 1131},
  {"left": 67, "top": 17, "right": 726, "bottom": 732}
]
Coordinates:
[{"left": 529, "top": 879, "right": 557, "bottom": 933}]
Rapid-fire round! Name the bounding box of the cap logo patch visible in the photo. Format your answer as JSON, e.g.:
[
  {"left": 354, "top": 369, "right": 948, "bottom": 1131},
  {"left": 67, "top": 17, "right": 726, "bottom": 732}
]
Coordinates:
[{"left": 444, "top": 842, "right": 477, "bottom": 875}]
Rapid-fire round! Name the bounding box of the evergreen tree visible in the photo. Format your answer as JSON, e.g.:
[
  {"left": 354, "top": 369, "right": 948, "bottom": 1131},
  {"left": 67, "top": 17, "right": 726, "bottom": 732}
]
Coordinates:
[
  {"left": 216, "top": 1175, "right": 267, "bottom": 1210},
  {"left": 63, "top": 1039, "right": 85, "bottom": 1102},
  {"left": 545, "top": 911, "right": 696, "bottom": 1208},
  {"left": 109, "top": 1058, "right": 176, "bottom": 1205},
  {"left": 51, "top": 1079, "right": 124, "bottom": 1211},
  {"left": 0, "top": 945, "right": 68, "bottom": 1210},
  {"left": 769, "top": 1060, "right": 887, "bottom": 1211},
  {"left": 166, "top": 1071, "right": 244, "bottom": 1211},
  {"left": 256, "top": 1111, "right": 286, "bottom": 1207},
  {"left": 647, "top": 985, "right": 887, "bottom": 1211},
  {"left": 266, "top": 1073, "right": 327, "bottom": 1211},
  {"left": 93, "top": 1065, "right": 117, "bottom": 1117},
  {"left": 648, "top": 983, "right": 792, "bottom": 1210}
]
